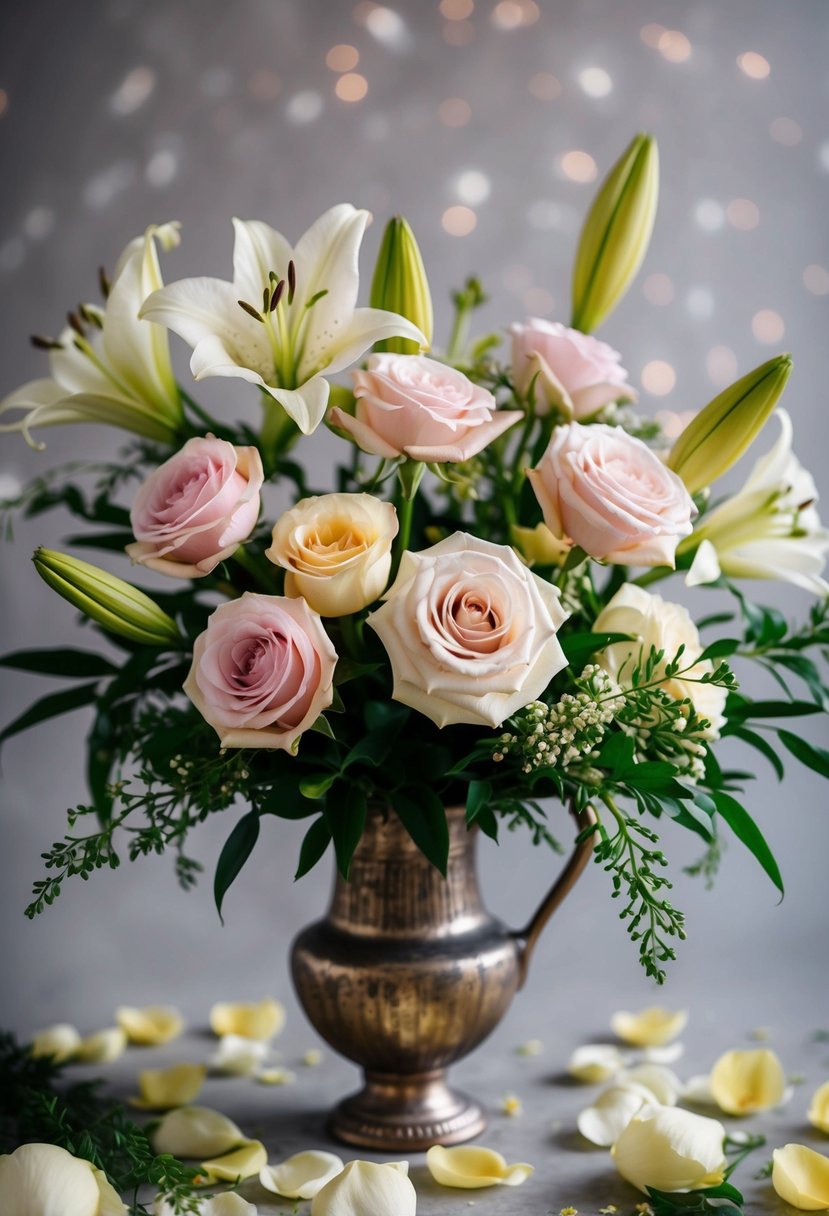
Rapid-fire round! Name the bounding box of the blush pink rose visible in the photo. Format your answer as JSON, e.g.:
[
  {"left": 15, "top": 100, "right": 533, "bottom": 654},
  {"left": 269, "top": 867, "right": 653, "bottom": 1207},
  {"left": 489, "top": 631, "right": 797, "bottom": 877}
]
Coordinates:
[
  {"left": 328, "top": 353, "right": 522, "bottom": 462},
  {"left": 511, "top": 319, "right": 635, "bottom": 418},
  {"left": 184, "top": 593, "right": 337, "bottom": 751},
  {"left": 528, "top": 422, "right": 695, "bottom": 567},
  {"left": 127, "top": 436, "right": 264, "bottom": 578}
]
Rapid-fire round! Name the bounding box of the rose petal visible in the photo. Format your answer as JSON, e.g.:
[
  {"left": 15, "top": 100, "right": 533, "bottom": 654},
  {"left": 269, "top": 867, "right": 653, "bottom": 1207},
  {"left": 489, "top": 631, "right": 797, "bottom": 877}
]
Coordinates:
[
  {"left": 772, "top": 1144, "right": 829, "bottom": 1210},
  {"left": 256, "top": 1067, "right": 296, "bottom": 1086},
  {"left": 709, "top": 1048, "right": 786, "bottom": 1115},
  {"left": 611, "top": 1006, "right": 689, "bottom": 1047},
  {"left": 30, "top": 1023, "right": 82, "bottom": 1063},
  {"left": 116, "top": 1005, "right": 184, "bottom": 1045},
  {"left": 91, "top": 1167, "right": 128, "bottom": 1215},
  {"left": 151, "top": 1106, "right": 244, "bottom": 1158},
  {"left": 611, "top": 1105, "right": 727, "bottom": 1192},
  {"left": 578, "top": 1082, "right": 654, "bottom": 1147},
  {"left": 209, "top": 997, "right": 286, "bottom": 1041},
  {"left": 311, "top": 1160, "right": 416, "bottom": 1215},
  {"left": 0, "top": 1143, "right": 103, "bottom": 1216},
  {"left": 130, "top": 1063, "right": 207, "bottom": 1110},
  {"left": 154, "top": 1191, "right": 257, "bottom": 1215},
  {"left": 682, "top": 1074, "right": 719, "bottom": 1107},
  {"left": 636, "top": 1042, "right": 686, "bottom": 1065},
  {"left": 76, "top": 1028, "right": 128, "bottom": 1064},
  {"left": 260, "top": 1150, "right": 344, "bottom": 1198},
  {"left": 425, "top": 1145, "right": 534, "bottom": 1188},
  {"left": 619, "top": 1063, "right": 683, "bottom": 1106},
  {"left": 200, "top": 1139, "right": 268, "bottom": 1183},
  {"left": 209, "top": 1034, "right": 269, "bottom": 1076},
  {"left": 809, "top": 1081, "right": 829, "bottom": 1135},
  {"left": 568, "top": 1043, "right": 625, "bottom": 1083}
]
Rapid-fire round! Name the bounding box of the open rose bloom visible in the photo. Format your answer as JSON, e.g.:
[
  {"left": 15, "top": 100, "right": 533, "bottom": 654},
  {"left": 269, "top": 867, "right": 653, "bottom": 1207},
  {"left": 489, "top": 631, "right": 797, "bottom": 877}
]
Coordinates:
[{"left": 4, "top": 144, "right": 828, "bottom": 1002}]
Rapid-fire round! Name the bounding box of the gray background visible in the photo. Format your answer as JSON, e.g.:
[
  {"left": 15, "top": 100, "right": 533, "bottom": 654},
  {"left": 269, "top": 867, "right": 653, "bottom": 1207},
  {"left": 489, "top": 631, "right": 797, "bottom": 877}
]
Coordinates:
[{"left": 1, "top": 0, "right": 828, "bottom": 1110}]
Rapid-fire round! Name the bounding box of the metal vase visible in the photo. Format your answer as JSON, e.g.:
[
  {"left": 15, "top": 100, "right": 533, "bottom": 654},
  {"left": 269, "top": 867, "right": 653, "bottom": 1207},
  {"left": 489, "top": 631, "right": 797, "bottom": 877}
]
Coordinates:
[{"left": 290, "top": 801, "right": 596, "bottom": 1150}]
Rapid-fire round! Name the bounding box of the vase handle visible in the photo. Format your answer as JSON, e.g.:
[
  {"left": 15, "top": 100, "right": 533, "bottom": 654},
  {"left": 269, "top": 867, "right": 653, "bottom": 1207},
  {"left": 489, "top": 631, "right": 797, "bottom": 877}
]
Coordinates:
[{"left": 511, "top": 802, "right": 599, "bottom": 989}]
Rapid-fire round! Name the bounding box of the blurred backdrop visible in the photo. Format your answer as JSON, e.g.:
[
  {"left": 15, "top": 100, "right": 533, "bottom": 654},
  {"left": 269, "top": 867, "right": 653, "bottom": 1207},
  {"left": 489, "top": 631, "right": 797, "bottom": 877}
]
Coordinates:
[{"left": 1, "top": 0, "right": 827, "bottom": 1040}]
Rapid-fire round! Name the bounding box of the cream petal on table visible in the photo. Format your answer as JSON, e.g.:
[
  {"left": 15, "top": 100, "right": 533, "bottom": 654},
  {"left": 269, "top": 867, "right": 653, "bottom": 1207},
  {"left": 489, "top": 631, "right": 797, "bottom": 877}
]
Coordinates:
[
  {"left": 568, "top": 1043, "right": 625, "bottom": 1083},
  {"left": 116, "top": 1005, "right": 184, "bottom": 1045},
  {"left": 683, "top": 1073, "right": 719, "bottom": 1107},
  {"left": 131, "top": 1062, "right": 207, "bottom": 1110},
  {"left": 772, "top": 1144, "right": 829, "bottom": 1210},
  {"left": 635, "top": 1042, "right": 686, "bottom": 1065},
  {"left": 619, "top": 1063, "right": 683, "bottom": 1106},
  {"left": 311, "top": 1160, "right": 415, "bottom": 1216},
  {"left": 426, "top": 1145, "right": 534, "bottom": 1188},
  {"left": 611, "top": 1006, "right": 689, "bottom": 1047},
  {"left": 209, "top": 997, "right": 286, "bottom": 1041},
  {"left": 29, "top": 1022, "right": 82, "bottom": 1062},
  {"left": 256, "top": 1067, "right": 296, "bottom": 1085},
  {"left": 709, "top": 1048, "right": 786, "bottom": 1115},
  {"left": 260, "top": 1150, "right": 344, "bottom": 1198},
  {"left": 200, "top": 1139, "right": 268, "bottom": 1183},
  {"left": 611, "top": 1105, "right": 727, "bottom": 1192},
  {"left": 91, "top": 1166, "right": 128, "bottom": 1215},
  {"left": 809, "top": 1081, "right": 829, "bottom": 1134},
  {"left": 209, "top": 1034, "right": 269, "bottom": 1076},
  {"left": 578, "top": 1082, "right": 655, "bottom": 1147},
  {"left": 76, "top": 1027, "right": 128, "bottom": 1064},
  {"left": 154, "top": 1194, "right": 258, "bottom": 1216},
  {"left": 0, "top": 1143, "right": 103, "bottom": 1216},
  {"left": 151, "top": 1105, "right": 244, "bottom": 1158}
]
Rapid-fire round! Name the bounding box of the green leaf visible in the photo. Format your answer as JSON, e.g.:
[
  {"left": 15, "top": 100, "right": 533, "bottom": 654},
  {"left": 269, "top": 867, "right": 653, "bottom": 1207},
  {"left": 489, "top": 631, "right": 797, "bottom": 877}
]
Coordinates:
[
  {"left": 727, "top": 698, "right": 824, "bottom": 722},
  {"left": 712, "top": 790, "right": 784, "bottom": 897},
  {"left": 562, "top": 630, "right": 632, "bottom": 669},
  {"left": 394, "top": 789, "right": 450, "bottom": 875},
  {"left": 0, "top": 682, "right": 100, "bottom": 748},
  {"left": 259, "top": 778, "right": 323, "bottom": 819},
  {"left": 0, "top": 648, "right": 117, "bottom": 678},
  {"left": 732, "top": 726, "right": 784, "bottom": 779},
  {"left": 697, "top": 638, "right": 740, "bottom": 663},
  {"left": 598, "top": 730, "right": 636, "bottom": 773},
  {"left": 214, "top": 809, "right": 260, "bottom": 922},
  {"left": 465, "top": 779, "right": 492, "bottom": 823},
  {"left": 295, "top": 816, "right": 332, "bottom": 879},
  {"left": 308, "top": 714, "right": 336, "bottom": 739},
  {"left": 344, "top": 702, "right": 409, "bottom": 769},
  {"left": 299, "top": 773, "right": 338, "bottom": 799},
  {"left": 778, "top": 730, "right": 829, "bottom": 779},
  {"left": 325, "top": 786, "right": 367, "bottom": 880},
  {"left": 333, "top": 658, "right": 383, "bottom": 685},
  {"left": 65, "top": 531, "right": 136, "bottom": 553}
]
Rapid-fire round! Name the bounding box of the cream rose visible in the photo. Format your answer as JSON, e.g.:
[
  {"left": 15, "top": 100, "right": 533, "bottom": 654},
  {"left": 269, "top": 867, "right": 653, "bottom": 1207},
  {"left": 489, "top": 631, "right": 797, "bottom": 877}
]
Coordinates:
[
  {"left": 528, "top": 422, "right": 695, "bottom": 567},
  {"left": 511, "top": 318, "right": 635, "bottom": 418},
  {"left": 593, "top": 584, "right": 727, "bottom": 738},
  {"left": 184, "top": 593, "right": 336, "bottom": 751},
  {"left": 127, "top": 436, "right": 263, "bottom": 578},
  {"left": 266, "top": 493, "right": 398, "bottom": 617},
  {"left": 367, "top": 532, "right": 568, "bottom": 728},
  {"left": 328, "top": 353, "right": 522, "bottom": 462}
]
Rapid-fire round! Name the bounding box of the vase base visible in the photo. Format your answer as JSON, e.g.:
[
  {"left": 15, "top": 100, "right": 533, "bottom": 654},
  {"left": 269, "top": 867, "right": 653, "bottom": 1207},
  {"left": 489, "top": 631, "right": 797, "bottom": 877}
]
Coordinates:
[{"left": 328, "top": 1070, "right": 486, "bottom": 1150}]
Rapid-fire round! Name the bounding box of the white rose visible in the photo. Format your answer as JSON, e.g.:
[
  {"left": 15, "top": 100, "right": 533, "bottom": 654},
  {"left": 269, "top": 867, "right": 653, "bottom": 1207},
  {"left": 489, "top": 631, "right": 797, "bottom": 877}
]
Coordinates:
[
  {"left": 593, "top": 584, "right": 727, "bottom": 738},
  {"left": 368, "top": 532, "right": 568, "bottom": 728},
  {"left": 266, "top": 493, "right": 398, "bottom": 618},
  {"left": 611, "top": 1105, "right": 727, "bottom": 1192}
]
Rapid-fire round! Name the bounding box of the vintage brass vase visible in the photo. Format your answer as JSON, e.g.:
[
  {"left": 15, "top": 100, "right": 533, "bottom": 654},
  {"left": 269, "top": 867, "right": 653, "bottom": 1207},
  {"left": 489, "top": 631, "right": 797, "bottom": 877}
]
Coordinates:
[{"left": 291, "top": 802, "right": 596, "bottom": 1150}]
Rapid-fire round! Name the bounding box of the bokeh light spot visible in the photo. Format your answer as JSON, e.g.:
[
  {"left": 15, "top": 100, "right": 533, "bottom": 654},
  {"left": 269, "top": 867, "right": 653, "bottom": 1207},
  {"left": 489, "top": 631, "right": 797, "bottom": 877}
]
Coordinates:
[
  {"left": 769, "top": 117, "right": 802, "bottom": 146},
  {"left": 726, "top": 198, "right": 760, "bottom": 230},
  {"left": 523, "top": 287, "right": 555, "bottom": 315},
  {"left": 326, "top": 44, "right": 360, "bottom": 72},
  {"left": 694, "top": 199, "right": 725, "bottom": 232},
  {"left": 804, "top": 264, "right": 829, "bottom": 296},
  {"left": 641, "top": 361, "right": 676, "bottom": 396},
  {"left": 528, "top": 72, "right": 561, "bottom": 100},
  {"left": 560, "top": 150, "right": 597, "bottom": 182},
  {"left": 335, "top": 73, "right": 368, "bottom": 102},
  {"left": 738, "top": 51, "right": 770, "bottom": 79},
  {"left": 442, "top": 206, "right": 478, "bottom": 236},
  {"left": 248, "top": 69, "right": 282, "bottom": 101},
  {"left": 643, "top": 273, "right": 674, "bottom": 306},
  {"left": 146, "top": 149, "right": 179, "bottom": 188},
  {"left": 686, "top": 287, "right": 715, "bottom": 320},
  {"left": 752, "top": 309, "right": 785, "bottom": 343},
  {"left": 455, "top": 169, "right": 491, "bottom": 205},
  {"left": 365, "top": 5, "right": 409, "bottom": 48},
  {"left": 439, "top": 97, "right": 471, "bottom": 126},
  {"left": 286, "top": 90, "right": 324, "bottom": 124},
  {"left": 110, "top": 66, "right": 156, "bottom": 116},
  {"left": 443, "top": 20, "right": 475, "bottom": 45},
  {"left": 658, "top": 30, "right": 692, "bottom": 62},
  {"left": 578, "top": 67, "right": 612, "bottom": 98},
  {"left": 640, "top": 23, "right": 666, "bottom": 48},
  {"left": 23, "top": 207, "right": 56, "bottom": 241},
  {"left": 440, "top": 0, "right": 474, "bottom": 17},
  {"left": 706, "top": 346, "right": 738, "bottom": 386}
]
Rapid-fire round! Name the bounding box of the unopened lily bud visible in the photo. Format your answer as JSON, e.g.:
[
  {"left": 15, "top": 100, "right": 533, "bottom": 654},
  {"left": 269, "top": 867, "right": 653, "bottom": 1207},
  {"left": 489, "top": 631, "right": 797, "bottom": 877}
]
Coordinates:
[
  {"left": 370, "top": 216, "right": 433, "bottom": 354},
  {"left": 571, "top": 133, "right": 659, "bottom": 333},
  {"left": 33, "top": 547, "right": 180, "bottom": 645},
  {"left": 668, "top": 353, "right": 792, "bottom": 494}
]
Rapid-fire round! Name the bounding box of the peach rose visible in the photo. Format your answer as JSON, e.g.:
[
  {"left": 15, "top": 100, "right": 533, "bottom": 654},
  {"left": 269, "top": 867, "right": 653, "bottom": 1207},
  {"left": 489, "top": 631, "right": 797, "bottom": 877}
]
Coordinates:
[
  {"left": 329, "top": 353, "right": 522, "bottom": 462},
  {"left": 184, "top": 593, "right": 336, "bottom": 751},
  {"left": 511, "top": 319, "right": 635, "bottom": 418},
  {"left": 266, "top": 493, "right": 398, "bottom": 617},
  {"left": 367, "top": 532, "right": 568, "bottom": 728},
  {"left": 528, "top": 422, "right": 695, "bottom": 567},
  {"left": 127, "top": 436, "right": 263, "bottom": 578}
]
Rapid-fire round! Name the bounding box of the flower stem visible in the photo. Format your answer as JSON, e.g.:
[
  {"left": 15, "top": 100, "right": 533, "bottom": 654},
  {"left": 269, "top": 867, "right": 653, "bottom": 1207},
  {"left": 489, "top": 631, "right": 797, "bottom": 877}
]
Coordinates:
[{"left": 390, "top": 458, "right": 424, "bottom": 580}]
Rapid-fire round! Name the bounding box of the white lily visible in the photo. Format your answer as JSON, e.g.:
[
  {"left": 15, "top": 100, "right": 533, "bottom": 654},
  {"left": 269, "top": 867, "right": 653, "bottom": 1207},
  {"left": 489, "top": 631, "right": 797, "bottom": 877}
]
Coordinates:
[
  {"left": 684, "top": 410, "right": 829, "bottom": 595},
  {"left": 140, "top": 205, "right": 426, "bottom": 436},
  {"left": 0, "top": 224, "right": 183, "bottom": 449}
]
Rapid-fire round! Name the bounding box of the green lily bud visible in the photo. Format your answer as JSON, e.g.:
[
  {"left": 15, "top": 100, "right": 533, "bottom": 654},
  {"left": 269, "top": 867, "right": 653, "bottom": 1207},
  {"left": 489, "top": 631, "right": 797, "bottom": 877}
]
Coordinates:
[
  {"left": 370, "top": 216, "right": 433, "bottom": 355},
  {"left": 571, "top": 133, "right": 659, "bottom": 333},
  {"left": 667, "top": 354, "right": 793, "bottom": 495},
  {"left": 33, "top": 548, "right": 181, "bottom": 646}
]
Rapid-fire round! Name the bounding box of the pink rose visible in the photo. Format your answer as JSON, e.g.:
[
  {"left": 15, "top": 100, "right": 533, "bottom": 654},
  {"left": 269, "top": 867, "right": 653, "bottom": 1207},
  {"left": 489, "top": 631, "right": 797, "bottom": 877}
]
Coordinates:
[
  {"left": 329, "top": 353, "right": 522, "bottom": 462},
  {"left": 368, "top": 532, "right": 568, "bottom": 728},
  {"left": 511, "top": 319, "right": 635, "bottom": 418},
  {"left": 528, "top": 422, "right": 695, "bottom": 567},
  {"left": 127, "top": 436, "right": 264, "bottom": 579},
  {"left": 184, "top": 593, "right": 336, "bottom": 751}
]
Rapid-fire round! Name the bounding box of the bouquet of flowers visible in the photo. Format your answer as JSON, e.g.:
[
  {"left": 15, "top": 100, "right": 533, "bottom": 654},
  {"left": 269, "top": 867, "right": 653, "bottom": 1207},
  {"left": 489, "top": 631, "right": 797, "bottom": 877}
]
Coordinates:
[{"left": 2, "top": 134, "right": 827, "bottom": 984}]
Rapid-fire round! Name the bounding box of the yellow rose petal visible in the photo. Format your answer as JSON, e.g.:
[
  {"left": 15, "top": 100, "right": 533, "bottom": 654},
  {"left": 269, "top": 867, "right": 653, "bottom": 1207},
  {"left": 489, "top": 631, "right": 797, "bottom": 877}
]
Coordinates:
[
  {"left": 611, "top": 1007, "right": 688, "bottom": 1047},
  {"left": 130, "top": 1063, "right": 206, "bottom": 1110},
  {"left": 257, "top": 1067, "right": 297, "bottom": 1086},
  {"left": 116, "top": 1005, "right": 184, "bottom": 1046},
  {"left": 260, "top": 1150, "right": 344, "bottom": 1199},
  {"left": 773, "top": 1144, "right": 829, "bottom": 1210},
  {"left": 709, "top": 1048, "right": 786, "bottom": 1115},
  {"left": 151, "top": 1105, "right": 244, "bottom": 1158},
  {"left": 620, "top": 1063, "right": 683, "bottom": 1106},
  {"left": 209, "top": 997, "right": 285, "bottom": 1041},
  {"left": 91, "top": 1166, "right": 128, "bottom": 1215},
  {"left": 0, "top": 1143, "right": 102, "bottom": 1216},
  {"left": 200, "top": 1139, "right": 268, "bottom": 1183},
  {"left": 426, "top": 1145, "right": 534, "bottom": 1188},
  {"left": 208, "top": 1034, "right": 268, "bottom": 1076},
  {"left": 311, "top": 1160, "right": 415, "bottom": 1215},
  {"left": 76, "top": 1028, "right": 127, "bottom": 1064},
  {"left": 809, "top": 1081, "right": 829, "bottom": 1134},
  {"left": 577, "top": 1083, "right": 654, "bottom": 1147},
  {"left": 612, "top": 1106, "right": 726, "bottom": 1192},
  {"left": 568, "top": 1043, "right": 625, "bottom": 1083},
  {"left": 30, "top": 1023, "right": 82, "bottom": 1062},
  {"left": 302, "top": 1048, "right": 323, "bottom": 1066}
]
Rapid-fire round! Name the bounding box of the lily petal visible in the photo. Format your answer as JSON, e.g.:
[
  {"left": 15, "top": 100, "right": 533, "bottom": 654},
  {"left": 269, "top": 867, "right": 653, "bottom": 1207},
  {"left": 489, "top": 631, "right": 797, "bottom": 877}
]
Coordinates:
[
  {"left": 200, "top": 1140, "right": 267, "bottom": 1183},
  {"left": 611, "top": 1006, "right": 689, "bottom": 1047},
  {"left": 0, "top": 1143, "right": 103, "bottom": 1216},
  {"left": 310, "top": 307, "right": 426, "bottom": 381},
  {"left": 30, "top": 1023, "right": 82, "bottom": 1063},
  {"left": 76, "top": 1027, "right": 128, "bottom": 1064},
  {"left": 209, "top": 1034, "right": 269, "bottom": 1076},
  {"left": 773, "top": 1144, "right": 829, "bottom": 1210},
  {"left": 686, "top": 539, "right": 722, "bottom": 587},
  {"left": 310, "top": 1159, "right": 416, "bottom": 1215},
  {"left": 578, "top": 1082, "right": 654, "bottom": 1147},
  {"left": 151, "top": 1106, "right": 244, "bottom": 1158},
  {"left": 209, "top": 997, "right": 286, "bottom": 1041},
  {"left": 809, "top": 1081, "right": 829, "bottom": 1134},
  {"left": 709, "top": 1048, "right": 786, "bottom": 1115},
  {"left": 568, "top": 1043, "right": 625, "bottom": 1084},
  {"left": 130, "top": 1063, "right": 207, "bottom": 1110},
  {"left": 116, "top": 1005, "right": 184, "bottom": 1045},
  {"left": 260, "top": 1150, "right": 344, "bottom": 1198},
  {"left": 263, "top": 376, "right": 330, "bottom": 435},
  {"left": 232, "top": 217, "right": 294, "bottom": 299},
  {"left": 425, "top": 1145, "right": 534, "bottom": 1188}
]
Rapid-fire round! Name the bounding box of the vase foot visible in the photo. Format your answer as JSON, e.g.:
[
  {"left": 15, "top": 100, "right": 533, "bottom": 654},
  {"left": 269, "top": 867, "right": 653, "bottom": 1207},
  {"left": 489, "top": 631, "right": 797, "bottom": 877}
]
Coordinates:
[{"left": 328, "top": 1069, "right": 486, "bottom": 1150}]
